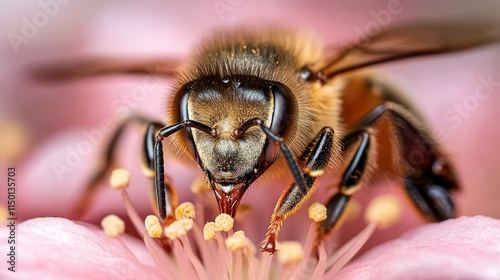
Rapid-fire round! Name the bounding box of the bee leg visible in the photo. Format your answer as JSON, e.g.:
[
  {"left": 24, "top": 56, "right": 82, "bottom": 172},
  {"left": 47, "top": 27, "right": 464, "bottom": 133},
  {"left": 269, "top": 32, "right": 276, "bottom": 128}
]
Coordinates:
[
  {"left": 154, "top": 120, "right": 216, "bottom": 221},
  {"left": 71, "top": 115, "right": 164, "bottom": 219},
  {"left": 144, "top": 123, "right": 179, "bottom": 224},
  {"left": 320, "top": 130, "right": 373, "bottom": 238},
  {"left": 362, "top": 103, "right": 458, "bottom": 222},
  {"left": 378, "top": 104, "right": 459, "bottom": 222},
  {"left": 261, "top": 127, "right": 334, "bottom": 255}
]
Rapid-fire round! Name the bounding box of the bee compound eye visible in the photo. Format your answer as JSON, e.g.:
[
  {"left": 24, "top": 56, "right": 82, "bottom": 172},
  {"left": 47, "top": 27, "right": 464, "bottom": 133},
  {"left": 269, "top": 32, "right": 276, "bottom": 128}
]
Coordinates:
[{"left": 270, "top": 84, "right": 296, "bottom": 136}]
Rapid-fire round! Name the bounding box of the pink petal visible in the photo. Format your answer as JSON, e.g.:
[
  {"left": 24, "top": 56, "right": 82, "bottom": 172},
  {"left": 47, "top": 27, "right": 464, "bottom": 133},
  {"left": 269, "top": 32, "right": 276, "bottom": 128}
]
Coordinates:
[
  {"left": 0, "top": 217, "right": 162, "bottom": 280},
  {"left": 336, "top": 216, "right": 500, "bottom": 279}
]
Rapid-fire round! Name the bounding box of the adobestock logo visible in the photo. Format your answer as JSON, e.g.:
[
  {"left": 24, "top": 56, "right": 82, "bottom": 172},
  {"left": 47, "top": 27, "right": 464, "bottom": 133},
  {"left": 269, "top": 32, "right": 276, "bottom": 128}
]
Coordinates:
[{"left": 443, "top": 74, "right": 500, "bottom": 130}]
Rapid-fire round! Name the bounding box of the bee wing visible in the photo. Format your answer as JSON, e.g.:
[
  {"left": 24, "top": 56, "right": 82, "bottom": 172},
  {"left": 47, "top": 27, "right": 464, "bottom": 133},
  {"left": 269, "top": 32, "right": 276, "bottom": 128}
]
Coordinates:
[
  {"left": 29, "top": 56, "right": 181, "bottom": 82},
  {"left": 320, "top": 19, "right": 500, "bottom": 79}
]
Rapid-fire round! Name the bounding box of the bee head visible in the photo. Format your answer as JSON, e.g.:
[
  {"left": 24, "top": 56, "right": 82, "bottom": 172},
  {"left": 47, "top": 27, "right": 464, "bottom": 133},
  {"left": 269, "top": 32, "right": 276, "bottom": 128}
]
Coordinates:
[{"left": 177, "top": 75, "right": 296, "bottom": 216}]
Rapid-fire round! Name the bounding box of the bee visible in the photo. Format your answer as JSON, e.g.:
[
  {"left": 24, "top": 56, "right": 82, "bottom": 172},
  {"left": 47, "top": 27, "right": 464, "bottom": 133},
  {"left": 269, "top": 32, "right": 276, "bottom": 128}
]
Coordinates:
[{"left": 34, "top": 19, "right": 500, "bottom": 255}]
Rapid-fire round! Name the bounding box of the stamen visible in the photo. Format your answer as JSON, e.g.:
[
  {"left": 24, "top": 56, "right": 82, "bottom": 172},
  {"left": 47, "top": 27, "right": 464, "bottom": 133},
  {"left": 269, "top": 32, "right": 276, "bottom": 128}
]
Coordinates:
[
  {"left": 225, "top": 233, "right": 246, "bottom": 251},
  {"left": 257, "top": 253, "right": 272, "bottom": 280},
  {"left": 109, "top": 168, "right": 131, "bottom": 189},
  {"left": 171, "top": 237, "right": 198, "bottom": 280},
  {"left": 175, "top": 202, "right": 196, "bottom": 220},
  {"left": 145, "top": 215, "right": 163, "bottom": 238},
  {"left": 325, "top": 222, "right": 378, "bottom": 276},
  {"left": 191, "top": 224, "right": 218, "bottom": 278},
  {"left": 164, "top": 219, "right": 194, "bottom": 240},
  {"left": 302, "top": 221, "right": 317, "bottom": 259},
  {"left": 364, "top": 194, "right": 402, "bottom": 228},
  {"left": 308, "top": 202, "right": 327, "bottom": 222},
  {"left": 179, "top": 235, "right": 210, "bottom": 280},
  {"left": 203, "top": 222, "right": 218, "bottom": 241},
  {"left": 214, "top": 231, "right": 231, "bottom": 279},
  {"left": 100, "top": 214, "right": 125, "bottom": 237},
  {"left": 225, "top": 230, "right": 254, "bottom": 252},
  {"left": 311, "top": 243, "right": 327, "bottom": 279},
  {"left": 277, "top": 241, "right": 303, "bottom": 265},
  {"left": 143, "top": 234, "right": 180, "bottom": 279},
  {"left": 215, "top": 213, "right": 234, "bottom": 232}
]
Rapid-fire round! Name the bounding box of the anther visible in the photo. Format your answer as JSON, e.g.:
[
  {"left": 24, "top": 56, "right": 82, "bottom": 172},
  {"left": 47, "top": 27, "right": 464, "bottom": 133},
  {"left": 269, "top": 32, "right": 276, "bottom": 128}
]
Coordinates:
[
  {"left": 175, "top": 202, "right": 196, "bottom": 220},
  {"left": 145, "top": 215, "right": 163, "bottom": 238},
  {"left": 164, "top": 219, "right": 194, "bottom": 240},
  {"left": 308, "top": 202, "right": 327, "bottom": 222},
  {"left": 364, "top": 194, "right": 402, "bottom": 228},
  {"left": 109, "top": 168, "right": 131, "bottom": 190},
  {"left": 215, "top": 213, "right": 234, "bottom": 232},
  {"left": 277, "top": 241, "right": 304, "bottom": 264},
  {"left": 101, "top": 214, "right": 125, "bottom": 237},
  {"left": 203, "top": 222, "right": 217, "bottom": 241}
]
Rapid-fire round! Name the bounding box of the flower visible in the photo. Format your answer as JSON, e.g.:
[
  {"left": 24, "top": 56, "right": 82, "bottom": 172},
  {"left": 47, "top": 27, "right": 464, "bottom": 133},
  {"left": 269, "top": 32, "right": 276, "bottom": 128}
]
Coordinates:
[
  {"left": 2, "top": 215, "right": 499, "bottom": 279},
  {"left": 2, "top": 1, "right": 500, "bottom": 279},
  {"left": 3, "top": 167, "right": 500, "bottom": 279}
]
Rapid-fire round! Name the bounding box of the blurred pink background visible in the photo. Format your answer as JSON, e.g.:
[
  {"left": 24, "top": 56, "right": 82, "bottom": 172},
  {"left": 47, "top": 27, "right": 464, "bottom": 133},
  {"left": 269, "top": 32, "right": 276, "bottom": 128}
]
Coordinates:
[{"left": 1, "top": 0, "right": 500, "bottom": 252}]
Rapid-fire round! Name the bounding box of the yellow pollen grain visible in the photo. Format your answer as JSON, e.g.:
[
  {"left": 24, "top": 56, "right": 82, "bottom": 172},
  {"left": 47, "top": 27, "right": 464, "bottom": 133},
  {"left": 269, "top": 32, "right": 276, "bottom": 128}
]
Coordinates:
[
  {"left": 175, "top": 202, "right": 196, "bottom": 220},
  {"left": 164, "top": 219, "right": 194, "bottom": 240},
  {"left": 232, "top": 230, "right": 245, "bottom": 238},
  {"left": 364, "top": 194, "right": 403, "bottom": 229},
  {"left": 191, "top": 177, "right": 210, "bottom": 193},
  {"left": 224, "top": 230, "right": 252, "bottom": 251},
  {"left": 145, "top": 215, "right": 163, "bottom": 238},
  {"left": 215, "top": 213, "right": 234, "bottom": 232},
  {"left": 109, "top": 168, "right": 131, "bottom": 190},
  {"left": 308, "top": 202, "right": 327, "bottom": 222},
  {"left": 277, "top": 241, "right": 303, "bottom": 264},
  {"left": 101, "top": 214, "right": 125, "bottom": 238},
  {"left": 203, "top": 222, "right": 217, "bottom": 241}
]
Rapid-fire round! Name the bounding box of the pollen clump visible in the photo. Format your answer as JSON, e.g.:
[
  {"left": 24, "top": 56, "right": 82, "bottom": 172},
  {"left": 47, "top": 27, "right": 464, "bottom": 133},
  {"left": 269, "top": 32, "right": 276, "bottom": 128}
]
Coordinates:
[
  {"left": 145, "top": 215, "right": 163, "bottom": 238},
  {"left": 203, "top": 222, "right": 218, "bottom": 241},
  {"left": 308, "top": 202, "right": 327, "bottom": 222},
  {"left": 101, "top": 214, "right": 125, "bottom": 237},
  {"left": 215, "top": 213, "right": 234, "bottom": 232},
  {"left": 164, "top": 219, "right": 194, "bottom": 240},
  {"left": 277, "top": 241, "right": 304, "bottom": 264},
  {"left": 225, "top": 230, "right": 254, "bottom": 252},
  {"left": 175, "top": 202, "right": 196, "bottom": 220},
  {"left": 364, "top": 194, "right": 403, "bottom": 228},
  {"left": 109, "top": 168, "right": 131, "bottom": 189}
]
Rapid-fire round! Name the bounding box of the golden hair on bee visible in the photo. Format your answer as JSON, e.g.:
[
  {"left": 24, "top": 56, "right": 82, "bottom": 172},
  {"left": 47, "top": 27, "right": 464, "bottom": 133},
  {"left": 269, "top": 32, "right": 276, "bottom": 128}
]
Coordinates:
[
  {"left": 166, "top": 27, "right": 345, "bottom": 175},
  {"left": 35, "top": 17, "right": 499, "bottom": 256}
]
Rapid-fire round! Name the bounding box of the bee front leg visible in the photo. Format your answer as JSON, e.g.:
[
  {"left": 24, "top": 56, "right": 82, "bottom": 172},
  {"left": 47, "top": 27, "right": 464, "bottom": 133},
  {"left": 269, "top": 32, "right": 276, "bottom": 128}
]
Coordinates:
[
  {"left": 261, "top": 127, "right": 334, "bottom": 255},
  {"left": 143, "top": 123, "right": 178, "bottom": 224}
]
